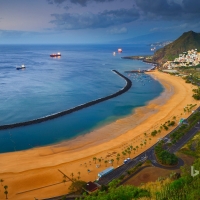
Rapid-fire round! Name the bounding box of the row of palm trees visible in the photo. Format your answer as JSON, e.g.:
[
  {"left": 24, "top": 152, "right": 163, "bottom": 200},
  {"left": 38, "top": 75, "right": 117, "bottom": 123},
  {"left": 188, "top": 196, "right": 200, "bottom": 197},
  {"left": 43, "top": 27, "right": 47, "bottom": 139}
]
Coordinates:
[
  {"left": 63, "top": 172, "right": 81, "bottom": 185},
  {"left": 91, "top": 139, "right": 153, "bottom": 168},
  {"left": 0, "top": 179, "right": 8, "bottom": 199}
]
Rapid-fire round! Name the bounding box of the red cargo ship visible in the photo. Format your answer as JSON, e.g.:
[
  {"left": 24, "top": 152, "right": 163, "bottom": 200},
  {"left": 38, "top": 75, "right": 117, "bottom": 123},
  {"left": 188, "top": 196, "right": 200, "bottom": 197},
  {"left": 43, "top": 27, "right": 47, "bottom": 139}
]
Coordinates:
[
  {"left": 118, "top": 48, "right": 122, "bottom": 53},
  {"left": 50, "top": 52, "right": 61, "bottom": 57}
]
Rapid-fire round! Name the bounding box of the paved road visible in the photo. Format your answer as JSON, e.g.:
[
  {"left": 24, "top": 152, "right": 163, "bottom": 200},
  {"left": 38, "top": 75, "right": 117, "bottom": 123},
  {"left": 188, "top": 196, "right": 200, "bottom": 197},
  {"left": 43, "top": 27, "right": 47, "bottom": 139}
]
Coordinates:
[
  {"left": 97, "top": 109, "right": 200, "bottom": 185},
  {"left": 45, "top": 108, "right": 200, "bottom": 199}
]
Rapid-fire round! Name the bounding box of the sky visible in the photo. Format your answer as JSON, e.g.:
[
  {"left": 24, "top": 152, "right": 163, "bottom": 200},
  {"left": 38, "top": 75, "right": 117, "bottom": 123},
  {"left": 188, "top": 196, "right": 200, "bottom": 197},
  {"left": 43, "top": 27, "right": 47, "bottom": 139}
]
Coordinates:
[{"left": 1, "top": 0, "right": 200, "bottom": 44}]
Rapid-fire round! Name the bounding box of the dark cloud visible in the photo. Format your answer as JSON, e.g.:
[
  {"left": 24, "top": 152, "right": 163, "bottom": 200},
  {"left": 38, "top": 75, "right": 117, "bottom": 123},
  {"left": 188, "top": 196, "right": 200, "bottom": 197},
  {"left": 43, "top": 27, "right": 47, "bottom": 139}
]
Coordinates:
[
  {"left": 135, "top": 0, "right": 200, "bottom": 21},
  {"left": 135, "top": 0, "right": 182, "bottom": 20},
  {"left": 47, "top": 0, "right": 66, "bottom": 4},
  {"left": 182, "top": 0, "right": 200, "bottom": 13},
  {"left": 50, "top": 8, "right": 139, "bottom": 30},
  {"left": 47, "top": 0, "right": 114, "bottom": 6}
]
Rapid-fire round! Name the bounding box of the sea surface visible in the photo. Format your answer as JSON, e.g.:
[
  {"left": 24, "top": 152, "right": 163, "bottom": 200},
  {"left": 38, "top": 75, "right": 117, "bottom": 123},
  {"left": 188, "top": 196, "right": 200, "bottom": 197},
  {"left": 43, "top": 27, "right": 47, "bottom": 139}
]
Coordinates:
[{"left": 0, "top": 44, "right": 163, "bottom": 153}]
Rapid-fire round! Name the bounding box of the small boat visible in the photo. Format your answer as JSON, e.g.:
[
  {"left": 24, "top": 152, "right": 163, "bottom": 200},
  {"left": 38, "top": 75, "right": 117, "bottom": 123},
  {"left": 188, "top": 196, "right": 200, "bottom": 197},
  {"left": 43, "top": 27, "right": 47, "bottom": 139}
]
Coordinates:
[
  {"left": 118, "top": 48, "right": 122, "bottom": 53},
  {"left": 50, "top": 52, "right": 61, "bottom": 57},
  {"left": 16, "top": 64, "right": 26, "bottom": 70},
  {"left": 113, "top": 52, "right": 116, "bottom": 56}
]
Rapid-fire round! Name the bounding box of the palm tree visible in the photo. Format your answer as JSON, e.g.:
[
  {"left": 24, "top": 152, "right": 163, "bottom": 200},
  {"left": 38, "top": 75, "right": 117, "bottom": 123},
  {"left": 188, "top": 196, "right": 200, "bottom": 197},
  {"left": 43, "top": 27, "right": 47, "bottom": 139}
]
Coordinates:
[
  {"left": 116, "top": 157, "right": 120, "bottom": 164},
  {"left": 98, "top": 158, "right": 102, "bottom": 166},
  {"left": 144, "top": 141, "right": 146, "bottom": 146},
  {"left": 173, "top": 116, "right": 176, "bottom": 121},
  {"left": 4, "top": 190, "right": 8, "bottom": 199},
  {"left": 136, "top": 146, "right": 139, "bottom": 151},
  {"left": 117, "top": 153, "right": 120, "bottom": 157},
  {"left": 122, "top": 151, "right": 126, "bottom": 159},
  {"left": 93, "top": 157, "right": 97, "bottom": 164},
  {"left": 133, "top": 148, "right": 136, "bottom": 154},
  {"left": 110, "top": 159, "right": 114, "bottom": 166},
  {"left": 144, "top": 132, "right": 147, "bottom": 137},
  {"left": 127, "top": 150, "right": 131, "bottom": 157},
  {"left": 4, "top": 185, "right": 8, "bottom": 199},
  {"left": 140, "top": 143, "right": 143, "bottom": 149},
  {"left": 0, "top": 179, "right": 4, "bottom": 186},
  {"left": 104, "top": 160, "right": 108, "bottom": 167},
  {"left": 63, "top": 174, "right": 67, "bottom": 179},
  {"left": 63, "top": 179, "right": 66, "bottom": 185},
  {"left": 77, "top": 172, "right": 81, "bottom": 180},
  {"left": 149, "top": 138, "right": 152, "bottom": 143},
  {"left": 70, "top": 173, "right": 74, "bottom": 180}
]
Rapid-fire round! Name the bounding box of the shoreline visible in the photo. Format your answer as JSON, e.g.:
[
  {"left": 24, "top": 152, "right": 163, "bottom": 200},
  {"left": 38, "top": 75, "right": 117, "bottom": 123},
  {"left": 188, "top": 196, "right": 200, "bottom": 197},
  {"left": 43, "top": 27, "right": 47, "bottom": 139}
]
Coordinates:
[{"left": 0, "top": 70, "right": 197, "bottom": 200}]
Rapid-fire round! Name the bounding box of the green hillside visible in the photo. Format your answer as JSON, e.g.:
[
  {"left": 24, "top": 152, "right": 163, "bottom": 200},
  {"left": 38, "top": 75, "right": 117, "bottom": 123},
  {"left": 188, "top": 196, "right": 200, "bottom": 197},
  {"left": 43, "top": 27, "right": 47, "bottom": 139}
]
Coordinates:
[{"left": 153, "top": 31, "right": 200, "bottom": 64}]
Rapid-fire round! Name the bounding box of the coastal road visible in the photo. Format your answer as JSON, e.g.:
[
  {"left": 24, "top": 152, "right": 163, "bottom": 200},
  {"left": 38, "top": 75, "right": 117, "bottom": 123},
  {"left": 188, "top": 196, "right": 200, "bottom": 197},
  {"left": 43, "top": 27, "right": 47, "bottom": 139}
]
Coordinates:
[
  {"left": 97, "top": 109, "right": 200, "bottom": 185},
  {"left": 45, "top": 109, "right": 200, "bottom": 199}
]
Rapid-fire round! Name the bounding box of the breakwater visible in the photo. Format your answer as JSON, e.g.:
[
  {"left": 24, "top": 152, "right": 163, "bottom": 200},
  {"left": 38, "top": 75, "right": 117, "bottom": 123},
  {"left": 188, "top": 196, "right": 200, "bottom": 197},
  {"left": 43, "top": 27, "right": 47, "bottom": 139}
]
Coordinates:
[
  {"left": 124, "top": 66, "right": 156, "bottom": 74},
  {"left": 121, "top": 56, "right": 159, "bottom": 66},
  {"left": 0, "top": 70, "right": 132, "bottom": 130}
]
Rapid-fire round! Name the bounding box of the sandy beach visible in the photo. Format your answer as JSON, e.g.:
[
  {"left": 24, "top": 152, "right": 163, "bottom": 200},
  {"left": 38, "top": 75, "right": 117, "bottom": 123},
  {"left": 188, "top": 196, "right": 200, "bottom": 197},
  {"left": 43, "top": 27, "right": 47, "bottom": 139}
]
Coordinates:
[{"left": 0, "top": 70, "right": 197, "bottom": 200}]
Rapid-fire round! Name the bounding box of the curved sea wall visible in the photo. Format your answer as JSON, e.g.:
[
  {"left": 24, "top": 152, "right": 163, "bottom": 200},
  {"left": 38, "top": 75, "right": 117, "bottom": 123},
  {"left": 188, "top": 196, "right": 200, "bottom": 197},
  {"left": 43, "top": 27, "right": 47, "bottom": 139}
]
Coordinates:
[{"left": 0, "top": 70, "right": 132, "bottom": 130}]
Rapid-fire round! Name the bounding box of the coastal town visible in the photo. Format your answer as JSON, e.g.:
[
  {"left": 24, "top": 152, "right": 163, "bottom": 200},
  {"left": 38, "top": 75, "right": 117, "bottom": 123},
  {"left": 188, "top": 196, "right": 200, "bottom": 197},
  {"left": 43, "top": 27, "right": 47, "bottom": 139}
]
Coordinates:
[{"left": 163, "top": 49, "right": 200, "bottom": 69}]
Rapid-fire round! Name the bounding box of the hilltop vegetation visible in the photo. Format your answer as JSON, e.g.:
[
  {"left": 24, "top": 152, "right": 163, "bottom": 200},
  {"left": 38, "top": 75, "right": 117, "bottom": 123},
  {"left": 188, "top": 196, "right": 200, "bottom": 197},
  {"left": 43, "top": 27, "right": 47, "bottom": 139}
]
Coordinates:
[{"left": 153, "top": 31, "right": 200, "bottom": 64}]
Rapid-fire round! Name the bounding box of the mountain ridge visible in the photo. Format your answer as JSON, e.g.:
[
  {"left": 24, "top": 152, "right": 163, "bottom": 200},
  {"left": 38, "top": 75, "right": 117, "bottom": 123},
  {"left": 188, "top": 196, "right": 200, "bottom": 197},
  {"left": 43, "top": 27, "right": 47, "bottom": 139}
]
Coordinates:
[{"left": 152, "top": 31, "right": 200, "bottom": 64}]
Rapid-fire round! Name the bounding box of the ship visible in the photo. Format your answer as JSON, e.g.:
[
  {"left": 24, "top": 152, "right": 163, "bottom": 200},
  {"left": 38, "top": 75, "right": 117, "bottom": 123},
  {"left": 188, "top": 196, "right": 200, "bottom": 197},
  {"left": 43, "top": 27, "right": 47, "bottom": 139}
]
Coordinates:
[
  {"left": 118, "top": 48, "right": 122, "bottom": 53},
  {"left": 50, "top": 52, "right": 61, "bottom": 57},
  {"left": 16, "top": 64, "right": 26, "bottom": 70}
]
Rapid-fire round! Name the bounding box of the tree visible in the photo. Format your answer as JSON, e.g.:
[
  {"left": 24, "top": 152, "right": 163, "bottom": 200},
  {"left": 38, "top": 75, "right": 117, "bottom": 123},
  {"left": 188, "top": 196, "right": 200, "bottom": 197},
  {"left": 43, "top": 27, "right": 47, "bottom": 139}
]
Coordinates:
[
  {"left": 63, "top": 179, "right": 67, "bottom": 185},
  {"left": 98, "top": 158, "right": 102, "bottom": 166},
  {"left": 116, "top": 157, "right": 120, "bottom": 164},
  {"left": 77, "top": 172, "right": 81, "bottom": 180},
  {"left": 149, "top": 138, "right": 152, "bottom": 143},
  {"left": 144, "top": 132, "right": 147, "bottom": 137},
  {"left": 4, "top": 185, "right": 8, "bottom": 199},
  {"left": 140, "top": 143, "right": 143, "bottom": 149},
  {"left": 70, "top": 173, "right": 74, "bottom": 180},
  {"left": 122, "top": 151, "right": 126, "bottom": 159},
  {"left": 0, "top": 179, "right": 4, "bottom": 186},
  {"left": 133, "top": 148, "right": 136, "bottom": 154},
  {"left": 136, "top": 146, "right": 139, "bottom": 151},
  {"left": 93, "top": 157, "right": 97, "bottom": 164},
  {"left": 127, "top": 150, "right": 131, "bottom": 157},
  {"left": 68, "top": 180, "right": 87, "bottom": 194},
  {"left": 104, "top": 160, "right": 108, "bottom": 167},
  {"left": 110, "top": 159, "right": 114, "bottom": 166}
]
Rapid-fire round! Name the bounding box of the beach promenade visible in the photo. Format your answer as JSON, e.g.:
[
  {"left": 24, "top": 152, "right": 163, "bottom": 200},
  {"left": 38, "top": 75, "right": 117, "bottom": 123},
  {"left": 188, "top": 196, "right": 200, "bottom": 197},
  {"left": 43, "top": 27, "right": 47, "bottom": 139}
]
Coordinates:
[{"left": 0, "top": 70, "right": 198, "bottom": 200}]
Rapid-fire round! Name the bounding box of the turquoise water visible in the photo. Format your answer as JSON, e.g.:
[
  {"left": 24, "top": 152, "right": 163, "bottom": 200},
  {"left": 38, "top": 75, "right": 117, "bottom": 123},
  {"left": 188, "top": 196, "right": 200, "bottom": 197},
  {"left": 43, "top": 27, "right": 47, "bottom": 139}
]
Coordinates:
[{"left": 0, "top": 44, "right": 163, "bottom": 153}]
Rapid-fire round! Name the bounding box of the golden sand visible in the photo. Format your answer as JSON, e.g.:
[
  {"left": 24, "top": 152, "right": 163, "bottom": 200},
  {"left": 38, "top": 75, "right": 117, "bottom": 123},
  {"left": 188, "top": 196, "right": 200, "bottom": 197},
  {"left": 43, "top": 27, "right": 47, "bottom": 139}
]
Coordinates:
[{"left": 0, "top": 71, "right": 197, "bottom": 200}]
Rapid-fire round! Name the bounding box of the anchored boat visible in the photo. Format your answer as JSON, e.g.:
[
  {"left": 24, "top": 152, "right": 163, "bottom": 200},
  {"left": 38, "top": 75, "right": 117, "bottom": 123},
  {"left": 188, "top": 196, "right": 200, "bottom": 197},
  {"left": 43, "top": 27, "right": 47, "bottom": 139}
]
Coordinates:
[
  {"left": 16, "top": 64, "right": 26, "bottom": 70},
  {"left": 50, "top": 52, "right": 61, "bottom": 57}
]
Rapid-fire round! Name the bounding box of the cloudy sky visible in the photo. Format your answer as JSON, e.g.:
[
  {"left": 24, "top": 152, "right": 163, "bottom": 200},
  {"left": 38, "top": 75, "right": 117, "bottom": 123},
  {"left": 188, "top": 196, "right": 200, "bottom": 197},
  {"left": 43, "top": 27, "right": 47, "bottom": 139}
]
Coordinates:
[{"left": 0, "top": 0, "right": 200, "bottom": 44}]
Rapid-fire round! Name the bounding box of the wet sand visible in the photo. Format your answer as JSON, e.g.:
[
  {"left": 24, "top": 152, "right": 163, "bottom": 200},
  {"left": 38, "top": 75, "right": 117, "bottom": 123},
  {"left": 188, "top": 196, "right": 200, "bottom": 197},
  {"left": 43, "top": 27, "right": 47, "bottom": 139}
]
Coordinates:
[{"left": 0, "top": 71, "right": 197, "bottom": 200}]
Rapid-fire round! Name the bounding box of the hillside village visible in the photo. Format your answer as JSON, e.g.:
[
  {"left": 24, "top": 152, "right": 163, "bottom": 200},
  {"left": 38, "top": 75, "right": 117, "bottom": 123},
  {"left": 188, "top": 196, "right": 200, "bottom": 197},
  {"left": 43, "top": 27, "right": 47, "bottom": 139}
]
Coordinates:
[{"left": 163, "top": 49, "right": 200, "bottom": 69}]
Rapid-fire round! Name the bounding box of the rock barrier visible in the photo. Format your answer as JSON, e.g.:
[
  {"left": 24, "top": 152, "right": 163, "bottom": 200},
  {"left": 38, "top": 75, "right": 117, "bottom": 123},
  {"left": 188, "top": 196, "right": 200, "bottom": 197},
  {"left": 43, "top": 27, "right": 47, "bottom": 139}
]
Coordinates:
[{"left": 0, "top": 70, "right": 132, "bottom": 130}]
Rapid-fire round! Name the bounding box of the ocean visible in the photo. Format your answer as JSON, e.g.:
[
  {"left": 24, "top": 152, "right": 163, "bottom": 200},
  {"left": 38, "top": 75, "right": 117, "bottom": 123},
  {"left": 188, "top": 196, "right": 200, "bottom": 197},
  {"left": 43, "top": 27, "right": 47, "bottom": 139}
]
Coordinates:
[{"left": 0, "top": 44, "right": 163, "bottom": 153}]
